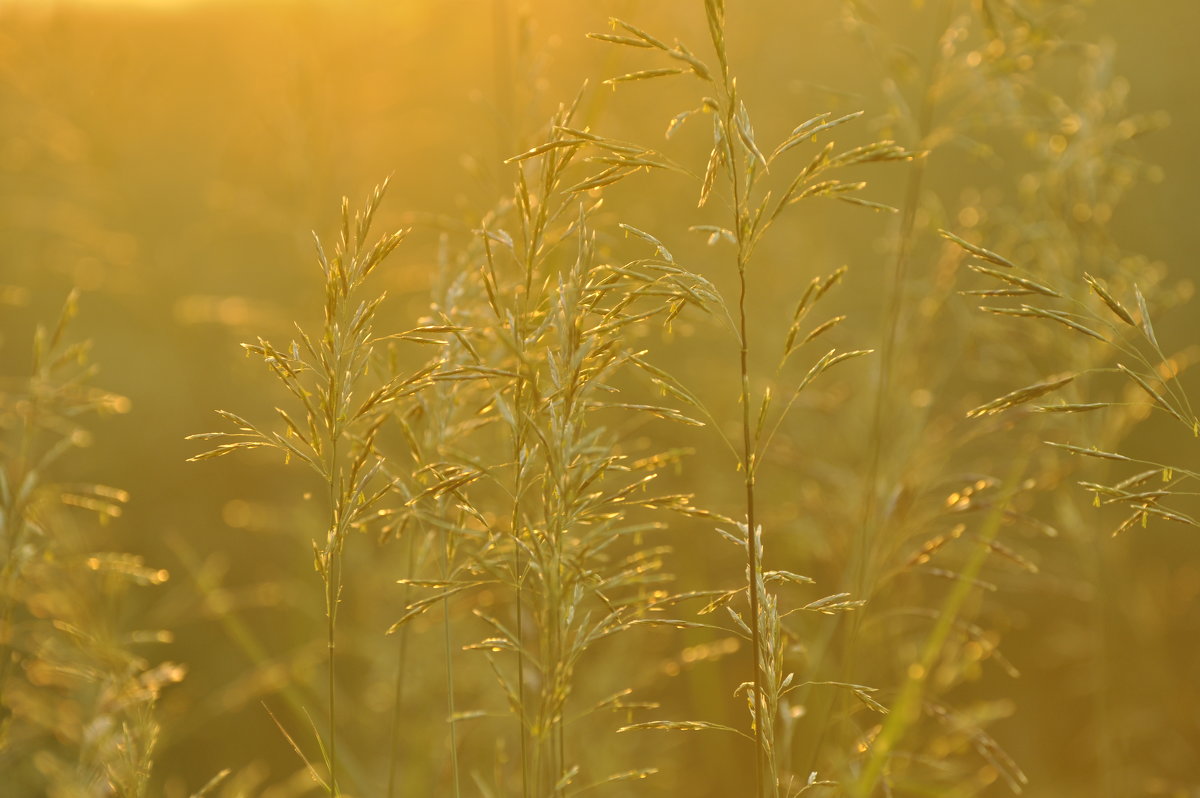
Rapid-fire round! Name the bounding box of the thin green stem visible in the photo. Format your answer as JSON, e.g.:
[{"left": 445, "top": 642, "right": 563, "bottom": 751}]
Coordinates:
[
  {"left": 326, "top": 558, "right": 338, "bottom": 797},
  {"left": 167, "top": 533, "right": 368, "bottom": 787},
  {"left": 853, "top": 0, "right": 947, "bottom": 609},
  {"left": 386, "top": 531, "right": 417, "bottom": 798},
  {"left": 326, "top": 435, "right": 340, "bottom": 797},
  {"left": 441, "top": 540, "right": 462, "bottom": 798},
  {"left": 738, "top": 254, "right": 766, "bottom": 798},
  {"left": 851, "top": 456, "right": 1029, "bottom": 797},
  {"left": 512, "top": 327, "right": 531, "bottom": 798},
  {"left": 0, "top": 401, "right": 35, "bottom": 708},
  {"left": 324, "top": 274, "right": 350, "bottom": 797},
  {"left": 706, "top": 6, "right": 766, "bottom": 791},
  {"left": 833, "top": 15, "right": 949, "bottom": 780}
]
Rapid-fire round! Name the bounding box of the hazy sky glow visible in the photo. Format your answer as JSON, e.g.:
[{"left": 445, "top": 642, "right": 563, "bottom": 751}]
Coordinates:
[{"left": 7, "top": 0, "right": 316, "bottom": 7}]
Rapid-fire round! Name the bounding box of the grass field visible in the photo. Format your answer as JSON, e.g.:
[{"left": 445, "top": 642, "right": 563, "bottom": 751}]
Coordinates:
[{"left": 1, "top": 1, "right": 1198, "bottom": 796}]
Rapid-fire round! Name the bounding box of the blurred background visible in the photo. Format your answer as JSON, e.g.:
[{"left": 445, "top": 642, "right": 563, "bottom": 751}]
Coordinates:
[{"left": 1, "top": 0, "right": 1198, "bottom": 796}]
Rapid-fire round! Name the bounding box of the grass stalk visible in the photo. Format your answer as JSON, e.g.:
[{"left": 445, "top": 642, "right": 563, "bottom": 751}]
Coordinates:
[
  {"left": 165, "top": 532, "right": 365, "bottom": 789},
  {"left": 386, "top": 531, "right": 415, "bottom": 798},
  {"left": 851, "top": 457, "right": 1029, "bottom": 798},
  {"left": 852, "top": 0, "right": 949, "bottom": 616},
  {"left": 441, "top": 546, "right": 462, "bottom": 798},
  {"left": 701, "top": 5, "right": 766, "bottom": 792},
  {"left": 190, "top": 182, "right": 414, "bottom": 798},
  {"left": 737, "top": 209, "right": 766, "bottom": 798},
  {"left": 506, "top": 223, "right": 532, "bottom": 798},
  {"left": 325, "top": 439, "right": 340, "bottom": 797}
]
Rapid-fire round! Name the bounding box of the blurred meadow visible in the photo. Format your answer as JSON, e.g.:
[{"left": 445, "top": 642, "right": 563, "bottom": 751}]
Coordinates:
[{"left": 2, "top": 1, "right": 1199, "bottom": 796}]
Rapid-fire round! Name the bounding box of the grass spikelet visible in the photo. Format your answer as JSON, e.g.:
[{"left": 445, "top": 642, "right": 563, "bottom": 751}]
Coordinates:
[
  {"left": 939, "top": 229, "right": 1019, "bottom": 269},
  {"left": 189, "top": 183, "right": 423, "bottom": 796},
  {"left": 967, "top": 374, "right": 1075, "bottom": 418},
  {"left": 1083, "top": 272, "right": 1136, "bottom": 326}
]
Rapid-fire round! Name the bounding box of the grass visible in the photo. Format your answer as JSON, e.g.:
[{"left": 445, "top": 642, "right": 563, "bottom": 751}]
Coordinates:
[
  {"left": 0, "top": 293, "right": 181, "bottom": 796},
  {"left": 189, "top": 183, "right": 437, "bottom": 795},
  {"left": 581, "top": 5, "right": 914, "bottom": 794},
  {"left": 2, "top": 1, "right": 1197, "bottom": 797}
]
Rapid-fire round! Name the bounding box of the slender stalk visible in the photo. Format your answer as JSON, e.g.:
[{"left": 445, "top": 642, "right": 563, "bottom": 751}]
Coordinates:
[
  {"left": 326, "top": 564, "right": 338, "bottom": 796},
  {"left": 852, "top": 0, "right": 948, "bottom": 610},
  {"left": 189, "top": 186, "right": 407, "bottom": 798},
  {"left": 1080, "top": 500, "right": 1118, "bottom": 798},
  {"left": 0, "top": 373, "right": 37, "bottom": 707},
  {"left": 511, "top": 493, "right": 530, "bottom": 798},
  {"left": 510, "top": 288, "right": 531, "bottom": 798},
  {"left": 806, "top": 131, "right": 930, "bottom": 774},
  {"left": 545, "top": 268, "right": 575, "bottom": 796},
  {"left": 441, "top": 538, "right": 462, "bottom": 798},
  {"left": 386, "top": 532, "right": 416, "bottom": 798},
  {"left": 832, "top": 8, "right": 949, "bottom": 775},
  {"left": 168, "top": 532, "right": 368, "bottom": 788},
  {"left": 737, "top": 251, "right": 765, "bottom": 798},
  {"left": 851, "top": 456, "right": 1029, "bottom": 798},
  {"left": 325, "top": 438, "right": 340, "bottom": 797},
  {"left": 713, "top": 27, "right": 766, "bottom": 796}
]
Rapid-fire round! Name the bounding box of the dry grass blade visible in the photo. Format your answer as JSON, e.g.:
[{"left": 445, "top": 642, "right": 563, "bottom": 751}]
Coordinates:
[
  {"left": 665, "top": 43, "right": 711, "bottom": 80},
  {"left": 574, "top": 768, "right": 660, "bottom": 793},
  {"left": 967, "top": 374, "right": 1075, "bottom": 418},
  {"left": 796, "top": 349, "right": 875, "bottom": 394},
  {"left": 1134, "top": 284, "right": 1160, "bottom": 350},
  {"left": 967, "top": 263, "right": 1061, "bottom": 297},
  {"left": 262, "top": 703, "right": 330, "bottom": 793},
  {"left": 799, "top": 682, "right": 889, "bottom": 715},
  {"left": 187, "top": 769, "right": 232, "bottom": 798},
  {"left": 983, "top": 540, "right": 1039, "bottom": 574},
  {"left": 604, "top": 67, "right": 687, "bottom": 86},
  {"left": 587, "top": 32, "right": 656, "bottom": 49},
  {"left": 1033, "top": 402, "right": 1107, "bottom": 413},
  {"left": 1118, "top": 363, "right": 1190, "bottom": 427},
  {"left": 939, "top": 229, "right": 1018, "bottom": 268},
  {"left": 795, "top": 315, "right": 847, "bottom": 353},
  {"left": 1046, "top": 442, "right": 1135, "bottom": 462},
  {"left": 980, "top": 305, "right": 1109, "bottom": 343},
  {"left": 768, "top": 111, "right": 865, "bottom": 163},
  {"left": 618, "top": 720, "right": 751, "bottom": 739},
  {"left": 1083, "top": 272, "right": 1136, "bottom": 326},
  {"left": 1136, "top": 504, "right": 1200, "bottom": 527},
  {"left": 837, "top": 195, "right": 899, "bottom": 213},
  {"left": 699, "top": 126, "right": 727, "bottom": 208},
  {"left": 797, "top": 593, "right": 866, "bottom": 614},
  {"left": 608, "top": 17, "right": 668, "bottom": 50}
]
